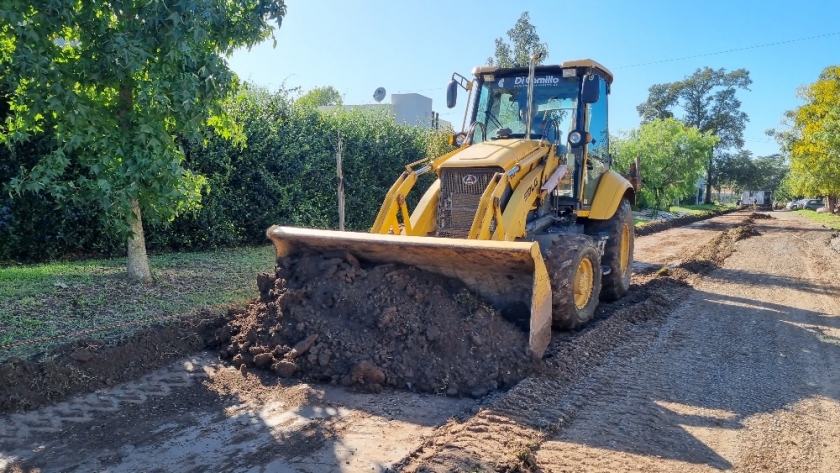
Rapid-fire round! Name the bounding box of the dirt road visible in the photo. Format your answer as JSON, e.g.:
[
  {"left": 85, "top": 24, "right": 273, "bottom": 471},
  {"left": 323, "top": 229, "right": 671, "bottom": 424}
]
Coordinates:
[
  {"left": 2, "top": 210, "right": 839, "bottom": 472},
  {"left": 535, "top": 211, "right": 840, "bottom": 472}
]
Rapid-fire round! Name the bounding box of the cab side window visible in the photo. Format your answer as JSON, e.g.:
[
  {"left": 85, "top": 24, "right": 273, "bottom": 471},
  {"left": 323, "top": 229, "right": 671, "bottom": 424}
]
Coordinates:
[{"left": 583, "top": 77, "right": 609, "bottom": 205}]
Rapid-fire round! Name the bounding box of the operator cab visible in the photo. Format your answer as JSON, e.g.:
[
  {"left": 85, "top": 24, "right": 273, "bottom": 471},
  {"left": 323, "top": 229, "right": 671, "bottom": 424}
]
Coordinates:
[{"left": 446, "top": 60, "right": 612, "bottom": 207}]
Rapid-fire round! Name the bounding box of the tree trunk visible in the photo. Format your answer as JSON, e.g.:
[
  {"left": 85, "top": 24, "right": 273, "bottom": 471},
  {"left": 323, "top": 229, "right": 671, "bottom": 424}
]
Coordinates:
[
  {"left": 704, "top": 153, "right": 713, "bottom": 204},
  {"left": 127, "top": 199, "right": 153, "bottom": 283},
  {"left": 829, "top": 195, "right": 838, "bottom": 215}
]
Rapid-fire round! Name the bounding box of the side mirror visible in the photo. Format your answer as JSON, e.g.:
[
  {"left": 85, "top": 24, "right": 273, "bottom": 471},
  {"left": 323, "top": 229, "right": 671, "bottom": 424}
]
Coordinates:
[
  {"left": 446, "top": 79, "right": 458, "bottom": 109},
  {"left": 581, "top": 74, "right": 601, "bottom": 104}
]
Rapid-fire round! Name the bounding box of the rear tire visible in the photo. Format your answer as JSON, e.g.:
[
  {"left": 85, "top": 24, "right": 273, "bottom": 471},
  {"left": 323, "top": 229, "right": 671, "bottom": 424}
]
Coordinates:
[
  {"left": 586, "top": 198, "right": 634, "bottom": 301},
  {"left": 544, "top": 234, "right": 603, "bottom": 330}
]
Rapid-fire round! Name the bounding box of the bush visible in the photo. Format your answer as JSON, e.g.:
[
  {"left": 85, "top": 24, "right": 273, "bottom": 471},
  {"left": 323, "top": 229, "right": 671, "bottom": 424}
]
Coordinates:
[{"left": 1, "top": 85, "right": 454, "bottom": 262}]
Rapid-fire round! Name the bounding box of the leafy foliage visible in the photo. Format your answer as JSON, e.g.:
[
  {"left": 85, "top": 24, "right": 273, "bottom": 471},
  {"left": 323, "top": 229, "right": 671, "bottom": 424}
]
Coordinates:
[
  {"left": 296, "top": 86, "right": 344, "bottom": 108},
  {"left": 486, "top": 12, "right": 549, "bottom": 68},
  {"left": 613, "top": 119, "right": 718, "bottom": 212},
  {"left": 771, "top": 65, "right": 840, "bottom": 205},
  {"left": 637, "top": 67, "right": 751, "bottom": 202},
  {"left": 714, "top": 150, "right": 788, "bottom": 193},
  {"left": 0, "top": 0, "right": 287, "bottom": 277},
  {"left": 1, "top": 86, "right": 455, "bottom": 262}
]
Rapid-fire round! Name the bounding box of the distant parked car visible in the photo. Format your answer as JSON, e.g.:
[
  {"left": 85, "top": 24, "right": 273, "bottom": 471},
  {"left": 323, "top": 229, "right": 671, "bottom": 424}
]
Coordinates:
[
  {"left": 801, "top": 199, "right": 825, "bottom": 211},
  {"left": 785, "top": 200, "right": 802, "bottom": 210}
]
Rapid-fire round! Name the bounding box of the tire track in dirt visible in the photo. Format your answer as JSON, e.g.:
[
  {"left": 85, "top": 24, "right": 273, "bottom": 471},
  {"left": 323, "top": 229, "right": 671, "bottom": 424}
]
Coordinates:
[
  {"left": 0, "top": 352, "right": 475, "bottom": 472},
  {"left": 391, "top": 212, "right": 755, "bottom": 472},
  {"left": 534, "top": 212, "right": 840, "bottom": 472},
  {"left": 0, "top": 356, "right": 211, "bottom": 442}
]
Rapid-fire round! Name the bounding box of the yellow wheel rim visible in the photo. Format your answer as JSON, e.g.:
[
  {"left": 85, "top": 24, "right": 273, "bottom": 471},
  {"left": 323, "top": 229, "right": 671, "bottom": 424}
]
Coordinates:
[
  {"left": 619, "top": 223, "right": 631, "bottom": 275},
  {"left": 574, "top": 257, "right": 594, "bottom": 310}
]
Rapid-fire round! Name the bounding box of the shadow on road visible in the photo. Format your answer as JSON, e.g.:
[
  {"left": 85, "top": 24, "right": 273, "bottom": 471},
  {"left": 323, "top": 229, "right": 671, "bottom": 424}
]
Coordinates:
[
  {"left": 539, "top": 286, "right": 840, "bottom": 471},
  {"left": 0, "top": 355, "right": 473, "bottom": 472}
]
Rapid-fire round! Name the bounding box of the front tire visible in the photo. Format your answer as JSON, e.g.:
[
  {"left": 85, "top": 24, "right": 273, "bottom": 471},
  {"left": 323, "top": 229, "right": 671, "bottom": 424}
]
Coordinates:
[
  {"left": 544, "top": 234, "right": 603, "bottom": 330},
  {"left": 586, "top": 198, "right": 634, "bottom": 301}
]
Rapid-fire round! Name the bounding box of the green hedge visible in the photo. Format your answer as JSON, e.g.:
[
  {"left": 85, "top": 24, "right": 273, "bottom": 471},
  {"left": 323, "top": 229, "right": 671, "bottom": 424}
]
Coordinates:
[{"left": 0, "top": 86, "right": 454, "bottom": 262}]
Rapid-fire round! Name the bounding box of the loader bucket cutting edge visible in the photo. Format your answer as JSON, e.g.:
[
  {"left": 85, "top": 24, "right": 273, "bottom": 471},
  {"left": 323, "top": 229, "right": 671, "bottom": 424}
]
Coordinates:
[{"left": 266, "top": 225, "right": 552, "bottom": 357}]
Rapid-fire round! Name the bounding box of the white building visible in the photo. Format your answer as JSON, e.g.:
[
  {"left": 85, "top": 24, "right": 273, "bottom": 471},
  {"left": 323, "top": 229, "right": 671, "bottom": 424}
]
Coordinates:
[{"left": 319, "top": 93, "right": 451, "bottom": 130}]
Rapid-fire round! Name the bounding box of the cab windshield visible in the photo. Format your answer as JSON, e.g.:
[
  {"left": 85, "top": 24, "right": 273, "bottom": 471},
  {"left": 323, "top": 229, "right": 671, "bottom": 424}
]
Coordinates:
[{"left": 474, "top": 74, "right": 580, "bottom": 142}]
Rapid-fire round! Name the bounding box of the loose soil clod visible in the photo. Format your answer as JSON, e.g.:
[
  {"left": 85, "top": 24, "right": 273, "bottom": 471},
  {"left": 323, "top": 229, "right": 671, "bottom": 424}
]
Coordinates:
[{"left": 217, "top": 253, "right": 540, "bottom": 396}]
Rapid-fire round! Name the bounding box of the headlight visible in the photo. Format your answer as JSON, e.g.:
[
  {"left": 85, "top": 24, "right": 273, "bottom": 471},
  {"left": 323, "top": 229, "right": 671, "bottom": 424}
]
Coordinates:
[
  {"left": 454, "top": 133, "right": 467, "bottom": 147},
  {"left": 569, "top": 131, "right": 582, "bottom": 145}
]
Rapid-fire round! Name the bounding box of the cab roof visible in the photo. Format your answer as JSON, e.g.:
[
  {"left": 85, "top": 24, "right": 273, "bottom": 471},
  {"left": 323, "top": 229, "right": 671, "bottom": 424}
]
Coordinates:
[{"left": 471, "top": 59, "right": 614, "bottom": 84}]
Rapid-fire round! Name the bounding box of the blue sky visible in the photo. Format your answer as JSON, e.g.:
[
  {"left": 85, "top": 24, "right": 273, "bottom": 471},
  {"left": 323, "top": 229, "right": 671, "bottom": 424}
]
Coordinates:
[{"left": 228, "top": 0, "right": 840, "bottom": 157}]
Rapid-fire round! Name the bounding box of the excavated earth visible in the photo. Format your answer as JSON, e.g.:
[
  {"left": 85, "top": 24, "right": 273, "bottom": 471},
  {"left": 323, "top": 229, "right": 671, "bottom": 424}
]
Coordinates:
[
  {"left": 217, "top": 253, "right": 540, "bottom": 397},
  {"left": 634, "top": 208, "right": 735, "bottom": 236},
  {"left": 0, "top": 314, "right": 228, "bottom": 415},
  {"left": 0, "top": 209, "right": 750, "bottom": 416}
]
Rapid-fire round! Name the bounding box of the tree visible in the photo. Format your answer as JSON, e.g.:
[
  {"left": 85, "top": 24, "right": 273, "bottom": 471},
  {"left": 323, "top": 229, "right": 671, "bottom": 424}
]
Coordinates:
[
  {"left": 714, "top": 149, "right": 753, "bottom": 193},
  {"left": 613, "top": 118, "right": 718, "bottom": 212},
  {"left": 771, "top": 65, "right": 840, "bottom": 211},
  {"left": 637, "top": 67, "right": 752, "bottom": 203},
  {"left": 753, "top": 154, "right": 788, "bottom": 195},
  {"left": 487, "top": 12, "right": 549, "bottom": 68},
  {"left": 716, "top": 150, "right": 788, "bottom": 195},
  {"left": 0, "top": 0, "right": 286, "bottom": 281},
  {"left": 296, "top": 86, "right": 343, "bottom": 108}
]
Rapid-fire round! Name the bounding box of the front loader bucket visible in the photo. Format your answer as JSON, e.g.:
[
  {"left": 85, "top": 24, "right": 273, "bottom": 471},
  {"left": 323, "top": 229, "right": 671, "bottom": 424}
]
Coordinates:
[{"left": 266, "top": 226, "right": 553, "bottom": 357}]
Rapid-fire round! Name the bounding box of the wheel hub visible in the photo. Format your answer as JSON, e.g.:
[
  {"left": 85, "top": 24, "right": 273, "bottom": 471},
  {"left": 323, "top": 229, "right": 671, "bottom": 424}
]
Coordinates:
[
  {"left": 620, "top": 223, "right": 631, "bottom": 275},
  {"left": 574, "top": 257, "right": 594, "bottom": 309}
]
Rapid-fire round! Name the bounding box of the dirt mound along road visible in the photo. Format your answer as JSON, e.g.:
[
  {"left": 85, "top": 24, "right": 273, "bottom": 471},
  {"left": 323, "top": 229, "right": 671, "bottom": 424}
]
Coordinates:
[
  {"left": 218, "top": 253, "right": 539, "bottom": 397},
  {"left": 0, "top": 314, "right": 228, "bottom": 415},
  {"left": 635, "top": 208, "right": 735, "bottom": 237}
]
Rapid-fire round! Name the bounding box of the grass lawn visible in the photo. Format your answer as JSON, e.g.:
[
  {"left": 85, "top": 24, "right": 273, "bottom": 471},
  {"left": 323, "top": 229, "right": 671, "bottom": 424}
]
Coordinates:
[
  {"left": 668, "top": 203, "right": 737, "bottom": 215},
  {"left": 0, "top": 245, "right": 275, "bottom": 360},
  {"left": 794, "top": 209, "right": 840, "bottom": 230}
]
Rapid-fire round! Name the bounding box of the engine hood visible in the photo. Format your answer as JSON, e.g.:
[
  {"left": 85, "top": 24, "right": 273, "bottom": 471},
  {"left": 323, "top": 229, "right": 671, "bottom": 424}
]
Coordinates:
[{"left": 440, "top": 139, "right": 542, "bottom": 170}]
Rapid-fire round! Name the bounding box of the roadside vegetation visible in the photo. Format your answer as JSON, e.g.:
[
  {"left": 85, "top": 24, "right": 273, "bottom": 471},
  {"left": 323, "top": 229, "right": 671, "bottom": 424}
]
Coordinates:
[
  {"left": 670, "top": 203, "right": 737, "bottom": 214},
  {"left": 794, "top": 209, "right": 840, "bottom": 230},
  {"left": 633, "top": 203, "right": 734, "bottom": 228},
  {"left": 0, "top": 245, "right": 274, "bottom": 360},
  {"left": 770, "top": 65, "right": 840, "bottom": 212}
]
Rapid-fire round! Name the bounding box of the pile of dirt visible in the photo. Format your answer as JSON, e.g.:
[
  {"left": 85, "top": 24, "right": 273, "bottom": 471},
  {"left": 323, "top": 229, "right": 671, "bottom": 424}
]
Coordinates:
[
  {"left": 749, "top": 212, "right": 774, "bottom": 219},
  {"left": 635, "top": 209, "right": 733, "bottom": 237},
  {"left": 660, "top": 221, "right": 759, "bottom": 280},
  {"left": 215, "top": 253, "right": 539, "bottom": 396},
  {"left": 0, "top": 313, "right": 229, "bottom": 414}
]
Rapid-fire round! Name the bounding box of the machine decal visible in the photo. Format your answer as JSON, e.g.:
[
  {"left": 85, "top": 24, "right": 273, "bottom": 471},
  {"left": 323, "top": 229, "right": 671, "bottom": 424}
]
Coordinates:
[
  {"left": 497, "top": 75, "right": 561, "bottom": 88},
  {"left": 523, "top": 176, "right": 540, "bottom": 201}
]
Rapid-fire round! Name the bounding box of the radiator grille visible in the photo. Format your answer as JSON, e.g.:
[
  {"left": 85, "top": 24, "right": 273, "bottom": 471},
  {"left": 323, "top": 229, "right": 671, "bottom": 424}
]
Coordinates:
[{"left": 437, "top": 168, "right": 503, "bottom": 238}]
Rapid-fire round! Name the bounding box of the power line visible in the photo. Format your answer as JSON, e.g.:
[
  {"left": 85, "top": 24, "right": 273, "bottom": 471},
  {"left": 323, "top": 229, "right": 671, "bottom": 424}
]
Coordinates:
[
  {"left": 614, "top": 32, "right": 840, "bottom": 69},
  {"left": 396, "top": 32, "right": 840, "bottom": 94}
]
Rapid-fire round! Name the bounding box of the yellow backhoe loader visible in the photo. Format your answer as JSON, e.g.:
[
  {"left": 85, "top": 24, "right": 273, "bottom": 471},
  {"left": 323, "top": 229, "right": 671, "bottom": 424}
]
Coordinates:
[{"left": 267, "top": 57, "right": 641, "bottom": 358}]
